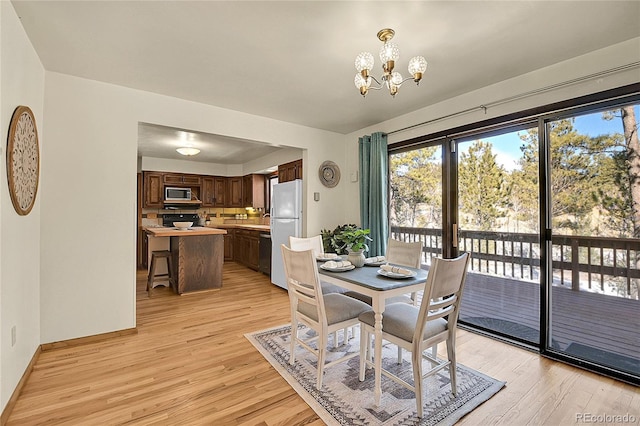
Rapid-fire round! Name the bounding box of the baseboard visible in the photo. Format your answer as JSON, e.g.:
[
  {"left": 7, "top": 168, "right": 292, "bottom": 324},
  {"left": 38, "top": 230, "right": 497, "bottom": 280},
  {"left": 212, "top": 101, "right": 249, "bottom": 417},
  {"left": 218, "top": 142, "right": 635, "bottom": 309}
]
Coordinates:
[
  {"left": 0, "top": 327, "right": 138, "bottom": 424},
  {"left": 1, "top": 346, "right": 42, "bottom": 426},
  {"left": 40, "top": 327, "right": 137, "bottom": 351}
]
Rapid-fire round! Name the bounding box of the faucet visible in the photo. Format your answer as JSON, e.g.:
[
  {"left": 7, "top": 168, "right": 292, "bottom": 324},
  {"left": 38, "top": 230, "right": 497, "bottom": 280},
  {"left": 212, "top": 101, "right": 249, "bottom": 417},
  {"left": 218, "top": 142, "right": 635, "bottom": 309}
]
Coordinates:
[{"left": 262, "top": 212, "right": 270, "bottom": 218}]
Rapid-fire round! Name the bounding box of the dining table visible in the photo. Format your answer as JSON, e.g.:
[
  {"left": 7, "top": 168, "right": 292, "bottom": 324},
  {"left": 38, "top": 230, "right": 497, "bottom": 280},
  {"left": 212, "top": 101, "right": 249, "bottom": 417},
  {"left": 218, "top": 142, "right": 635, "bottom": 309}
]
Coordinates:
[{"left": 318, "top": 263, "right": 428, "bottom": 406}]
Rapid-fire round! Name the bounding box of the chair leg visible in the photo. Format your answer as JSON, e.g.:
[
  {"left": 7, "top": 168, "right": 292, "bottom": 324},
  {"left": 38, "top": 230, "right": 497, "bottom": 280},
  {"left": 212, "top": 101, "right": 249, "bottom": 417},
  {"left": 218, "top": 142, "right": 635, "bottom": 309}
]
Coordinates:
[
  {"left": 431, "top": 344, "right": 438, "bottom": 358},
  {"left": 397, "top": 346, "right": 403, "bottom": 364},
  {"left": 447, "top": 338, "right": 457, "bottom": 396},
  {"left": 146, "top": 255, "right": 157, "bottom": 291},
  {"left": 359, "top": 325, "right": 367, "bottom": 381},
  {"left": 332, "top": 331, "right": 338, "bottom": 347},
  {"left": 412, "top": 348, "right": 424, "bottom": 418},
  {"left": 317, "top": 333, "right": 328, "bottom": 389},
  {"left": 290, "top": 321, "right": 297, "bottom": 366},
  {"left": 366, "top": 331, "right": 373, "bottom": 365}
]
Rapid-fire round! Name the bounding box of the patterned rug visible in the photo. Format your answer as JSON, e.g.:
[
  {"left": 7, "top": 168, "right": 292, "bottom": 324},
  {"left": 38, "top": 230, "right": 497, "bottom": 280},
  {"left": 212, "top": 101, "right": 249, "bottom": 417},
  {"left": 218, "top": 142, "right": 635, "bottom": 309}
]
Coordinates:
[{"left": 245, "top": 324, "right": 505, "bottom": 425}]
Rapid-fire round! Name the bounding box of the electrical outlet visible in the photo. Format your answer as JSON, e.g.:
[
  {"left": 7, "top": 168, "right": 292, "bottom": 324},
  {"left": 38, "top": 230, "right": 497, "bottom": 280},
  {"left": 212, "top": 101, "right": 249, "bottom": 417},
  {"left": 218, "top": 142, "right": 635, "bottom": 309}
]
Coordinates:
[{"left": 11, "top": 326, "right": 16, "bottom": 347}]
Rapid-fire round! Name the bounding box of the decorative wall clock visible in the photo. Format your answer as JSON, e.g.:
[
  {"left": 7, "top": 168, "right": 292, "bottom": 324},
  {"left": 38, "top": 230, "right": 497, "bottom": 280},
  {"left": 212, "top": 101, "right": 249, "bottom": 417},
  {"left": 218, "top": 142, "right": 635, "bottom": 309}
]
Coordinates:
[
  {"left": 318, "top": 161, "right": 340, "bottom": 188},
  {"left": 6, "top": 106, "right": 40, "bottom": 216}
]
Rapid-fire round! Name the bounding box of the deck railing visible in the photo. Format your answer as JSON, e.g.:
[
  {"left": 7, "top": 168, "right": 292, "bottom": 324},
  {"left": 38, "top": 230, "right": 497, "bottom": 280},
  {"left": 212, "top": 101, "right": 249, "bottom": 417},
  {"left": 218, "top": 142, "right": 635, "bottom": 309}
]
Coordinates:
[{"left": 390, "top": 226, "right": 640, "bottom": 299}]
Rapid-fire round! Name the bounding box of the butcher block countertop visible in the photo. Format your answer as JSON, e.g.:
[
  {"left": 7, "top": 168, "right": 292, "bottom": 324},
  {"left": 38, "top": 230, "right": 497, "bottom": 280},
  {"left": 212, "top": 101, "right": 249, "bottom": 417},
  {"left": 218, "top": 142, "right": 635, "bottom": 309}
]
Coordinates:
[{"left": 145, "top": 227, "right": 227, "bottom": 237}]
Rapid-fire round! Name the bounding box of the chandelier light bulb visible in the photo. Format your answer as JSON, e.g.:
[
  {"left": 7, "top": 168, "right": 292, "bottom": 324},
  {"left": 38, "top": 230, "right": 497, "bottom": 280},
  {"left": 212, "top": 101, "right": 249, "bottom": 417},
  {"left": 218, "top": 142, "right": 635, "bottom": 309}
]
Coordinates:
[
  {"left": 354, "top": 73, "right": 371, "bottom": 96},
  {"left": 408, "top": 56, "right": 428, "bottom": 82},
  {"left": 379, "top": 41, "right": 400, "bottom": 63},
  {"left": 390, "top": 71, "right": 403, "bottom": 86},
  {"left": 355, "top": 52, "right": 374, "bottom": 72}
]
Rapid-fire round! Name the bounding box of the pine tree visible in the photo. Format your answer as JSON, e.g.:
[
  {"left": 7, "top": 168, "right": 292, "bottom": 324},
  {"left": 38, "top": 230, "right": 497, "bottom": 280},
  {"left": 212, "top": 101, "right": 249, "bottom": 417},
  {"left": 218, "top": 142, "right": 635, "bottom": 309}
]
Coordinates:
[
  {"left": 458, "top": 140, "right": 509, "bottom": 231},
  {"left": 389, "top": 147, "right": 441, "bottom": 228}
]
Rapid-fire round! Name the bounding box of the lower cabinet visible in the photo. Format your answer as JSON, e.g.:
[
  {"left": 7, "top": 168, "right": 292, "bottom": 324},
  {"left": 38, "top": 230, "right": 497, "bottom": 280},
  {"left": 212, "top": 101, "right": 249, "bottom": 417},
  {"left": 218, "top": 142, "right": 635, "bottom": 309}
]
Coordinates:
[
  {"left": 223, "top": 229, "right": 234, "bottom": 261},
  {"left": 234, "top": 229, "right": 262, "bottom": 270}
]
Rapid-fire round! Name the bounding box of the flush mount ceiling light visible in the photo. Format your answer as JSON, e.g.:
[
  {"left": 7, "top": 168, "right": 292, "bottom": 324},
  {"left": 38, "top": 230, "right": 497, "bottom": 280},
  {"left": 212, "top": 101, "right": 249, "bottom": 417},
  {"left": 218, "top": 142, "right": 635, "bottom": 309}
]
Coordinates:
[
  {"left": 354, "top": 28, "right": 428, "bottom": 97},
  {"left": 176, "top": 147, "right": 200, "bottom": 156}
]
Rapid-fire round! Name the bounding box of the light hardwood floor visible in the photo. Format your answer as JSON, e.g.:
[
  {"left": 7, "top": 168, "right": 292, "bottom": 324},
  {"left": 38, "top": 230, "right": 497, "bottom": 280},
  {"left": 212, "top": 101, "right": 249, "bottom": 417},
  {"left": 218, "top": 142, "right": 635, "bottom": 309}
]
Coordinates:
[{"left": 6, "top": 263, "right": 639, "bottom": 425}]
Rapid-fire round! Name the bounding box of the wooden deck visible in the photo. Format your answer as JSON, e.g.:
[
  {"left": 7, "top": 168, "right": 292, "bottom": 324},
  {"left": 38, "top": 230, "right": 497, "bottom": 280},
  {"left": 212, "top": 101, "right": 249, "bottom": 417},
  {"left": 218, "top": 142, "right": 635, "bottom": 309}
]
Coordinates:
[{"left": 458, "top": 271, "right": 640, "bottom": 375}]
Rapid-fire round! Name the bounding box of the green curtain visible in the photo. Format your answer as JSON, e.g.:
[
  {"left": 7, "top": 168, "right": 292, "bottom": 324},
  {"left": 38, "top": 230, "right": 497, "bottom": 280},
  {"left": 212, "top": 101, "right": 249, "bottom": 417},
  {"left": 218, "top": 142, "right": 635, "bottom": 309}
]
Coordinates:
[{"left": 359, "top": 132, "right": 388, "bottom": 257}]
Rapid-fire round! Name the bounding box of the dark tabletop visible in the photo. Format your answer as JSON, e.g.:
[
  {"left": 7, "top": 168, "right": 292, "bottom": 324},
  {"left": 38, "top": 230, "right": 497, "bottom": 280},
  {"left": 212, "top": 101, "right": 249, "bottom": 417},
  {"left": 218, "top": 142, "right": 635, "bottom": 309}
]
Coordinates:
[{"left": 318, "top": 265, "right": 427, "bottom": 292}]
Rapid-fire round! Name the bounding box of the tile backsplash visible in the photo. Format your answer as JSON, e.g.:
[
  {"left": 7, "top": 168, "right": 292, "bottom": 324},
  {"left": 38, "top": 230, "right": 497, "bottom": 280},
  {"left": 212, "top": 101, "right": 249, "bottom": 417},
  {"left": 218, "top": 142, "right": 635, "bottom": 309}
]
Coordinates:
[{"left": 141, "top": 206, "right": 269, "bottom": 226}]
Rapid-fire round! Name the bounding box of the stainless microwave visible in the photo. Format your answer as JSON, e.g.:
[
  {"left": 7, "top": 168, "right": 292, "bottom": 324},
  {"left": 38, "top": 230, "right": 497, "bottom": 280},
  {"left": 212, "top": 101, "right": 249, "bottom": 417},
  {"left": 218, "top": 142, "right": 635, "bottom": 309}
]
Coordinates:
[{"left": 165, "top": 187, "right": 192, "bottom": 201}]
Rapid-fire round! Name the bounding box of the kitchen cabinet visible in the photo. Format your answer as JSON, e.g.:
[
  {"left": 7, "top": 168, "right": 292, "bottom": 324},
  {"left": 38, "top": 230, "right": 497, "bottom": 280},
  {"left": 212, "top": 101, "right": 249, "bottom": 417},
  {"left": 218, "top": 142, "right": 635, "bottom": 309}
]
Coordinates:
[
  {"left": 223, "top": 229, "right": 234, "bottom": 261},
  {"left": 201, "top": 177, "right": 215, "bottom": 207},
  {"left": 226, "top": 177, "right": 243, "bottom": 207},
  {"left": 143, "top": 172, "right": 164, "bottom": 208},
  {"left": 234, "top": 229, "right": 261, "bottom": 270},
  {"left": 213, "top": 177, "right": 226, "bottom": 207},
  {"left": 164, "top": 173, "right": 202, "bottom": 185},
  {"left": 278, "top": 159, "right": 302, "bottom": 183},
  {"left": 242, "top": 174, "right": 265, "bottom": 208}
]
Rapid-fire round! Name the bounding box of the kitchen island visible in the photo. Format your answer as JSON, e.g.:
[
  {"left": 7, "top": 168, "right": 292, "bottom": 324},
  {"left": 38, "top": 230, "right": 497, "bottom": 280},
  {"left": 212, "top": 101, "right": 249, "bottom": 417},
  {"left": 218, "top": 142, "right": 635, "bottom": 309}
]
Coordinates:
[{"left": 145, "top": 227, "right": 227, "bottom": 294}]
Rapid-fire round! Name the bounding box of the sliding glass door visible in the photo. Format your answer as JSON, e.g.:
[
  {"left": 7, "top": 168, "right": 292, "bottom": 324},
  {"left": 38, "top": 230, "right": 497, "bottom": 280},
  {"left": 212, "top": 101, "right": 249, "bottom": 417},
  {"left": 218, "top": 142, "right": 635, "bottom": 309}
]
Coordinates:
[
  {"left": 546, "top": 105, "right": 640, "bottom": 376},
  {"left": 387, "top": 95, "right": 639, "bottom": 381},
  {"left": 455, "top": 127, "right": 541, "bottom": 344}
]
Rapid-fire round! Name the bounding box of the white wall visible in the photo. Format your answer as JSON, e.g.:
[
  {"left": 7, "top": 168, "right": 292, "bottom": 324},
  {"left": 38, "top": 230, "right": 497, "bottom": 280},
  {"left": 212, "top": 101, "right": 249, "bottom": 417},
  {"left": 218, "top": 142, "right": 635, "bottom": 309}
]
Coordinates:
[
  {"left": 341, "top": 38, "right": 640, "bottom": 224},
  {"left": 0, "top": 1, "right": 45, "bottom": 410},
  {"left": 39, "top": 72, "right": 347, "bottom": 345}
]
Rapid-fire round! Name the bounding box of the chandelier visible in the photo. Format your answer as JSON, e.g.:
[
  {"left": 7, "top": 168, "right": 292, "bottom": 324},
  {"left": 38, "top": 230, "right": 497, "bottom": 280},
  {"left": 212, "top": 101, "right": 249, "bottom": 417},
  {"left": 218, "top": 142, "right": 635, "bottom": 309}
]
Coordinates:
[{"left": 354, "top": 28, "right": 427, "bottom": 97}]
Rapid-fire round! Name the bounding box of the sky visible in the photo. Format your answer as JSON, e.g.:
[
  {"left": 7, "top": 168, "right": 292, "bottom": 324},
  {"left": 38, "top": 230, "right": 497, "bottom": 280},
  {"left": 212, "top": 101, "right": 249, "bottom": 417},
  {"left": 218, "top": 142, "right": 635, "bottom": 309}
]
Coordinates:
[{"left": 458, "top": 104, "right": 640, "bottom": 171}]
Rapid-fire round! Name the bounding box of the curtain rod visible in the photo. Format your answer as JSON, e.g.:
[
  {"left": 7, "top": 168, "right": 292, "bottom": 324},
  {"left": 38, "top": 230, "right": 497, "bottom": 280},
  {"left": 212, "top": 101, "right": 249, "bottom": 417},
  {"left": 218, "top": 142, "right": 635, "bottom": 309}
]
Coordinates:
[{"left": 387, "top": 62, "right": 640, "bottom": 136}]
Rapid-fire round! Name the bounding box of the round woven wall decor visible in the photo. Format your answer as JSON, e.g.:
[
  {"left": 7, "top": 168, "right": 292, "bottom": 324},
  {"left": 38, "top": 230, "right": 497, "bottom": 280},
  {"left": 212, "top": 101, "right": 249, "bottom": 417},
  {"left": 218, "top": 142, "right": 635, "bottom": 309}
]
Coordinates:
[{"left": 318, "top": 161, "right": 340, "bottom": 188}]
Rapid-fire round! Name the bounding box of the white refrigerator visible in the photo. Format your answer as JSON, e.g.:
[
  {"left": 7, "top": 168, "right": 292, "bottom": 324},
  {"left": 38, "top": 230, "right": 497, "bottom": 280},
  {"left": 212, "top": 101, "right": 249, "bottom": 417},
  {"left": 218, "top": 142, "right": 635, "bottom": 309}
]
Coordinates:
[{"left": 270, "top": 179, "right": 302, "bottom": 289}]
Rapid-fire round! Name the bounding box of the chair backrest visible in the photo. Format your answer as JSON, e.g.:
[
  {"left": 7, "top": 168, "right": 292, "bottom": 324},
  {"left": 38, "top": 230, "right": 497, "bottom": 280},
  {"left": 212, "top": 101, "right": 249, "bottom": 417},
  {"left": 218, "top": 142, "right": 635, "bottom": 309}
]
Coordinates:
[
  {"left": 386, "top": 238, "right": 422, "bottom": 268},
  {"left": 289, "top": 235, "right": 325, "bottom": 257},
  {"left": 413, "top": 253, "right": 471, "bottom": 344},
  {"left": 281, "top": 244, "right": 326, "bottom": 326}
]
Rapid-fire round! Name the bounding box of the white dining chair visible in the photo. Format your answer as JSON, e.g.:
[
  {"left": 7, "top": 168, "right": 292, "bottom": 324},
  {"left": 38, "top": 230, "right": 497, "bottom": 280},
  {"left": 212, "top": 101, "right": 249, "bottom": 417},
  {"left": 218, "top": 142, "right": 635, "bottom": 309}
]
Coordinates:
[
  {"left": 358, "top": 252, "right": 471, "bottom": 417},
  {"left": 289, "top": 235, "right": 351, "bottom": 345},
  {"left": 281, "top": 245, "right": 370, "bottom": 390}
]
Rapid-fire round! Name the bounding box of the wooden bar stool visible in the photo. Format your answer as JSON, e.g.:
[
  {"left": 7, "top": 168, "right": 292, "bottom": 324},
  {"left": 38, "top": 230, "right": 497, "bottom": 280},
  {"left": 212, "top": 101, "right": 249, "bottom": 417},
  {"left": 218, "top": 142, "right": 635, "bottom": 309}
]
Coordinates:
[{"left": 147, "top": 250, "right": 173, "bottom": 291}]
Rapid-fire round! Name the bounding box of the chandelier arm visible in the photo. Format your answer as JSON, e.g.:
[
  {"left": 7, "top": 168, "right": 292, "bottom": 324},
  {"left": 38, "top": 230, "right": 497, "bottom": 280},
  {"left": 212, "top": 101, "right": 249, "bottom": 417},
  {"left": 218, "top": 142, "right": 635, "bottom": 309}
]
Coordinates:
[{"left": 367, "top": 75, "right": 384, "bottom": 90}]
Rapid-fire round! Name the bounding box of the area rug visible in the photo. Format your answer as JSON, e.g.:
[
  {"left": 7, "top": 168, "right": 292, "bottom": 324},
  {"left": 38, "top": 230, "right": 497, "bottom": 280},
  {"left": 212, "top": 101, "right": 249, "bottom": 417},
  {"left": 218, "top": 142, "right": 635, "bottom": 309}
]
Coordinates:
[{"left": 245, "top": 324, "right": 505, "bottom": 426}]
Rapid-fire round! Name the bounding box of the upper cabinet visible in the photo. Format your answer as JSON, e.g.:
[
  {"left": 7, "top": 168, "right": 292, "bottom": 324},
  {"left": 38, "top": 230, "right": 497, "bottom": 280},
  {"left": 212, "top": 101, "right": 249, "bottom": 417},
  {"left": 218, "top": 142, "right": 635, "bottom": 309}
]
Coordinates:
[
  {"left": 226, "top": 177, "right": 243, "bottom": 207},
  {"left": 142, "top": 172, "right": 267, "bottom": 209},
  {"left": 143, "top": 172, "right": 164, "bottom": 208},
  {"left": 201, "top": 176, "right": 215, "bottom": 207},
  {"left": 242, "top": 174, "right": 265, "bottom": 209},
  {"left": 164, "top": 173, "right": 202, "bottom": 186},
  {"left": 213, "top": 177, "right": 227, "bottom": 207},
  {"left": 278, "top": 159, "right": 302, "bottom": 183}
]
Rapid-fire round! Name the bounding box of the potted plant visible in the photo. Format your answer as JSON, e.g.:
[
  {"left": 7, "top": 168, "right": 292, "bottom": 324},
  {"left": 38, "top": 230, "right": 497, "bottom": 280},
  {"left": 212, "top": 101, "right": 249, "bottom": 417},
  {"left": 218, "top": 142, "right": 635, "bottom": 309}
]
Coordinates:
[
  {"left": 335, "top": 227, "right": 372, "bottom": 267},
  {"left": 321, "top": 224, "right": 357, "bottom": 255}
]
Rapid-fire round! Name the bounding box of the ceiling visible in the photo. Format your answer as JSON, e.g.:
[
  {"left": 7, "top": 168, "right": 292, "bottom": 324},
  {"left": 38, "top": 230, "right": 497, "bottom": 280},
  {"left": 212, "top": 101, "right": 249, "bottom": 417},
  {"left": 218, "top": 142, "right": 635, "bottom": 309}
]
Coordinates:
[
  {"left": 11, "top": 1, "right": 640, "bottom": 164},
  {"left": 138, "top": 122, "right": 284, "bottom": 165}
]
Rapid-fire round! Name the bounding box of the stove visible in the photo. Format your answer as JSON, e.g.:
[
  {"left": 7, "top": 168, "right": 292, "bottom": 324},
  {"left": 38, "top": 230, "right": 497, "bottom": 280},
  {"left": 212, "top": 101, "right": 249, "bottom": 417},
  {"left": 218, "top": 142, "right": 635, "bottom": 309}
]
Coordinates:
[{"left": 162, "top": 213, "right": 203, "bottom": 228}]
